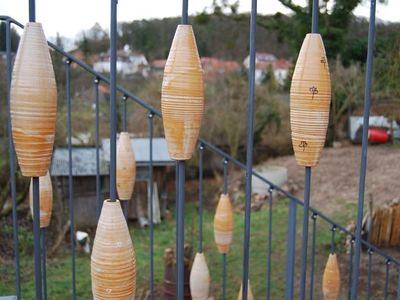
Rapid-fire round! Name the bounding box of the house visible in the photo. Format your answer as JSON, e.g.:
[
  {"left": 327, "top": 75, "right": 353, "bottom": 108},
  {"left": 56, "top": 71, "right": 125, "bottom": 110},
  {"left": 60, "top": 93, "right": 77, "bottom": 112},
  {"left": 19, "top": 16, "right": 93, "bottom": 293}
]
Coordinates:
[
  {"left": 151, "top": 59, "right": 167, "bottom": 75},
  {"left": 93, "top": 45, "right": 150, "bottom": 78},
  {"left": 50, "top": 137, "right": 175, "bottom": 227},
  {"left": 243, "top": 52, "right": 291, "bottom": 85},
  {"left": 200, "top": 57, "right": 241, "bottom": 80}
]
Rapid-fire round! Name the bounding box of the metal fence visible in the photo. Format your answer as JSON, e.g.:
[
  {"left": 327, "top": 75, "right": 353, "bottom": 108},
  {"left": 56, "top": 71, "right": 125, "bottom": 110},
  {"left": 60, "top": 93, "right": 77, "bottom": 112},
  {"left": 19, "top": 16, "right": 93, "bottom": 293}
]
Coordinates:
[{"left": 1, "top": 0, "right": 400, "bottom": 299}]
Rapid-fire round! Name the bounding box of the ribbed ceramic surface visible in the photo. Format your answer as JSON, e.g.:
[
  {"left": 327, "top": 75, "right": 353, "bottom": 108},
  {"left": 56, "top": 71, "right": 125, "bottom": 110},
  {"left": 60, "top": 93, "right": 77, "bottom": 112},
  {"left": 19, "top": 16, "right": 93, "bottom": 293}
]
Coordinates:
[
  {"left": 10, "top": 22, "right": 57, "bottom": 177},
  {"left": 237, "top": 280, "right": 254, "bottom": 300},
  {"left": 214, "top": 194, "right": 234, "bottom": 254},
  {"left": 117, "top": 132, "right": 136, "bottom": 200},
  {"left": 190, "top": 252, "right": 210, "bottom": 300},
  {"left": 290, "top": 33, "right": 331, "bottom": 167},
  {"left": 29, "top": 172, "right": 53, "bottom": 228},
  {"left": 322, "top": 253, "right": 341, "bottom": 300},
  {"left": 91, "top": 200, "right": 136, "bottom": 299},
  {"left": 161, "top": 24, "right": 204, "bottom": 161}
]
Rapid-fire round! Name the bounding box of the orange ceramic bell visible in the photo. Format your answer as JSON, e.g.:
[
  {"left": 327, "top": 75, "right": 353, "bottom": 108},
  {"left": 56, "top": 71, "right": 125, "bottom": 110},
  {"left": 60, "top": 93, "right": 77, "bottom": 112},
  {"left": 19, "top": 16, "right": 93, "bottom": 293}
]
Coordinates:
[
  {"left": 322, "top": 253, "right": 341, "bottom": 300},
  {"left": 290, "top": 33, "right": 331, "bottom": 167},
  {"left": 10, "top": 22, "right": 57, "bottom": 177},
  {"left": 161, "top": 24, "right": 204, "bottom": 161},
  {"left": 116, "top": 132, "right": 136, "bottom": 200},
  {"left": 213, "top": 194, "right": 234, "bottom": 254},
  {"left": 29, "top": 171, "right": 53, "bottom": 228},
  {"left": 91, "top": 200, "right": 136, "bottom": 299}
]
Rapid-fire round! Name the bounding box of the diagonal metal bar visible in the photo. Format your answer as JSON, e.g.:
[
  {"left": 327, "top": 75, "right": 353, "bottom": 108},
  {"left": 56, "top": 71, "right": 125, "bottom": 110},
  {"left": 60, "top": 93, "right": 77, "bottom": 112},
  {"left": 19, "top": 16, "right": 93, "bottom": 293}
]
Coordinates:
[
  {"left": 5, "top": 19, "right": 21, "bottom": 300},
  {"left": 65, "top": 59, "right": 77, "bottom": 300},
  {"left": 350, "top": 1, "right": 377, "bottom": 298},
  {"left": 242, "top": 0, "right": 258, "bottom": 298}
]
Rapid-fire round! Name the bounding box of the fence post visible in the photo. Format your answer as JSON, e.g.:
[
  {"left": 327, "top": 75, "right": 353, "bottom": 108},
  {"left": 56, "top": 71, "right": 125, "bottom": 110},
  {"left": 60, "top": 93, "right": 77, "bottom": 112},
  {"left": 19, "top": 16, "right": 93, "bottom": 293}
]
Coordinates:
[
  {"left": 350, "top": 1, "right": 377, "bottom": 298},
  {"left": 285, "top": 199, "right": 297, "bottom": 300}
]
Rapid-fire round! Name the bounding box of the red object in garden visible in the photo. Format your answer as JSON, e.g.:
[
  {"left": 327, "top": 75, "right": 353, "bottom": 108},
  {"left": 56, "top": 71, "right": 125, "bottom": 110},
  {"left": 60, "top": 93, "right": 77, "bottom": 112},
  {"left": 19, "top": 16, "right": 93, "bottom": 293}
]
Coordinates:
[{"left": 368, "top": 128, "right": 389, "bottom": 144}]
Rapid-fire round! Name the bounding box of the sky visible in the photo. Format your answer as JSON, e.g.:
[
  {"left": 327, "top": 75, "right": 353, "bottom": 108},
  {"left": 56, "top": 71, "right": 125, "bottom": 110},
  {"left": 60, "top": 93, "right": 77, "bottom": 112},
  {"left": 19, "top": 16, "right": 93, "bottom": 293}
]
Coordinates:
[{"left": 1, "top": 0, "right": 399, "bottom": 41}]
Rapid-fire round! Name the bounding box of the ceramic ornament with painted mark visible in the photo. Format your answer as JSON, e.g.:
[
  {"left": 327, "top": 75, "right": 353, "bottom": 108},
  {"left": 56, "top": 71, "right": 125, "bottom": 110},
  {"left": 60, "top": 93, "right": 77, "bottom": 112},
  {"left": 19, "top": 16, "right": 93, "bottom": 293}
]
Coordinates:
[
  {"left": 116, "top": 132, "right": 136, "bottom": 200},
  {"left": 213, "top": 193, "right": 234, "bottom": 254},
  {"left": 322, "top": 253, "right": 341, "bottom": 300},
  {"left": 189, "top": 252, "right": 211, "bottom": 300},
  {"left": 29, "top": 172, "right": 53, "bottom": 228},
  {"left": 91, "top": 200, "right": 136, "bottom": 299},
  {"left": 10, "top": 22, "right": 57, "bottom": 177},
  {"left": 290, "top": 33, "right": 331, "bottom": 167},
  {"left": 161, "top": 24, "right": 204, "bottom": 161}
]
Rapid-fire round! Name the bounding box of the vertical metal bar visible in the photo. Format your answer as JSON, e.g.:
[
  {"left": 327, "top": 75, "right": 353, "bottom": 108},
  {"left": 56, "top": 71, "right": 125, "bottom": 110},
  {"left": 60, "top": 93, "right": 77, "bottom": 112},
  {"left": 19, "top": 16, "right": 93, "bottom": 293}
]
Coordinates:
[
  {"left": 6, "top": 19, "right": 21, "bottom": 300},
  {"left": 65, "top": 59, "right": 76, "bottom": 300},
  {"left": 348, "top": 239, "right": 354, "bottom": 300},
  {"left": 176, "top": 1, "right": 189, "bottom": 298},
  {"left": 330, "top": 226, "right": 336, "bottom": 254},
  {"left": 300, "top": 166, "right": 312, "bottom": 299},
  {"left": 94, "top": 78, "right": 101, "bottom": 221},
  {"left": 285, "top": 199, "right": 297, "bottom": 300},
  {"left": 148, "top": 112, "right": 154, "bottom": 300},
  {"left": 222, "top": 253, "right": 227, "bottom": 300},
  {"left": 176, "top": 161, "right": 185, "bottom": 300},
  {"left": 350, "top": 1, "right": 376, "bottom": 299},
  {"left": 309, "top": 213, "right": 317, "bottom": 300},
  {"left": 29, "top": 0, "right": 36, "bottom": 22},
  {"left": 397, "top": 268, "right": 400, "bottom": 300},
  {"left": 121, "top": 95, "right": 129, "bottom": 219},
  {"left": 223, "top": 159, "right": 228, "bottom": 194},
  {"left": 311, "top": 0, "right": 319, "bottom": 33},
  {"left": 366, "top": 249, "right": 373, "bottom": 299},
  {"left": 109, "top": 0, "right": 118, "bottom": 202},
  {"left": 242, "top": 0, "right": 258, "bottom": 298},
  {"left": 41, "top": 229, "right": 47, "bottom": 300},
  {"left": 122, "top": 95, "right": 128, "bottom": 131},
  {"left": 32, "top": 177, "right": 43, "bottom": 300},
  {"left": 182, "top": 0, "right": 188, "bottom": 24},
  {"left": 198, "top": 144, "right": 204, "bottom": 253},
  {"left": 222, "top": 159, "right": 228, "bottom": 299},
  {"left": 266, "top": 187, "right": 273, "bottom": 300},
  {"left": 384, "top": 260, "right": 390, "bottom": 300}
]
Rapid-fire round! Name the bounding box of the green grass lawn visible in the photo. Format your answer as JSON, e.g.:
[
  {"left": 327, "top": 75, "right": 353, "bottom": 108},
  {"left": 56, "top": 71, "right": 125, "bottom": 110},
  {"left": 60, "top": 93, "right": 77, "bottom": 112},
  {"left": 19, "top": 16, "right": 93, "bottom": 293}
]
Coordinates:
[{"left": 0, "top": 199, "right": 355, "bottom": 299}]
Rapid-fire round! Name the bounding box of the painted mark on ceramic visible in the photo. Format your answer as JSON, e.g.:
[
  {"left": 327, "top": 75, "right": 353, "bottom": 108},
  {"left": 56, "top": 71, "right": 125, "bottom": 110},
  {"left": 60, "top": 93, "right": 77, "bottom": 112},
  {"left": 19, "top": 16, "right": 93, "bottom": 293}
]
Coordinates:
[
  {"left": 299, "top": 141, "right": 308, "bottom": 152},
  {"left": 309, "top": 86, "right": 319, "bottom": 99}
]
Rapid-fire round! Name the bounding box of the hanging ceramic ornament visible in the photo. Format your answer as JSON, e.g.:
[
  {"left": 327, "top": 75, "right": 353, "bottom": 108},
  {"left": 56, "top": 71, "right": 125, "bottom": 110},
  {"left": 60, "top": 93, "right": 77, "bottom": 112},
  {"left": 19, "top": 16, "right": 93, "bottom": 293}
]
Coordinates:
[
  {"left": 116, "top": 132, "right": 136, "bottom": 200},
  {"left": 237, "top": 280, "right": 254, "bottom": 300},
  {"left": 290, "top": 33, "right": 331, "bottom": 167},
  {"left": 29, "top": 171, "right": 53, "bottom": 228},
  {"left": 91, "top": 200, "right": 136, "bottom": 299},
  {"left": 214, "top": 194, "right": 234, "bottom": 254},
  {"left": 161, "top": 24, "right": 204, "bottom": 161},
  {"left": 10, "top": 22, "right": 57, "bottom": 177},
  {"left": 189, "top": 252, "right": 210, "bottom": 300},
  {"left": 322, "top": 253, "right": 341, "bottom": 300}
]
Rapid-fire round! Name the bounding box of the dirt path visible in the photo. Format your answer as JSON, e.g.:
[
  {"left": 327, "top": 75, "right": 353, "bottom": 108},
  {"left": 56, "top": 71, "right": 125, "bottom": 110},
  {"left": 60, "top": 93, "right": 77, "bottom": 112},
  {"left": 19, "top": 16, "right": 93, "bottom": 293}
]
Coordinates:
[{"left": 262, "top": 144, "right": 400, "bottom": 216}]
